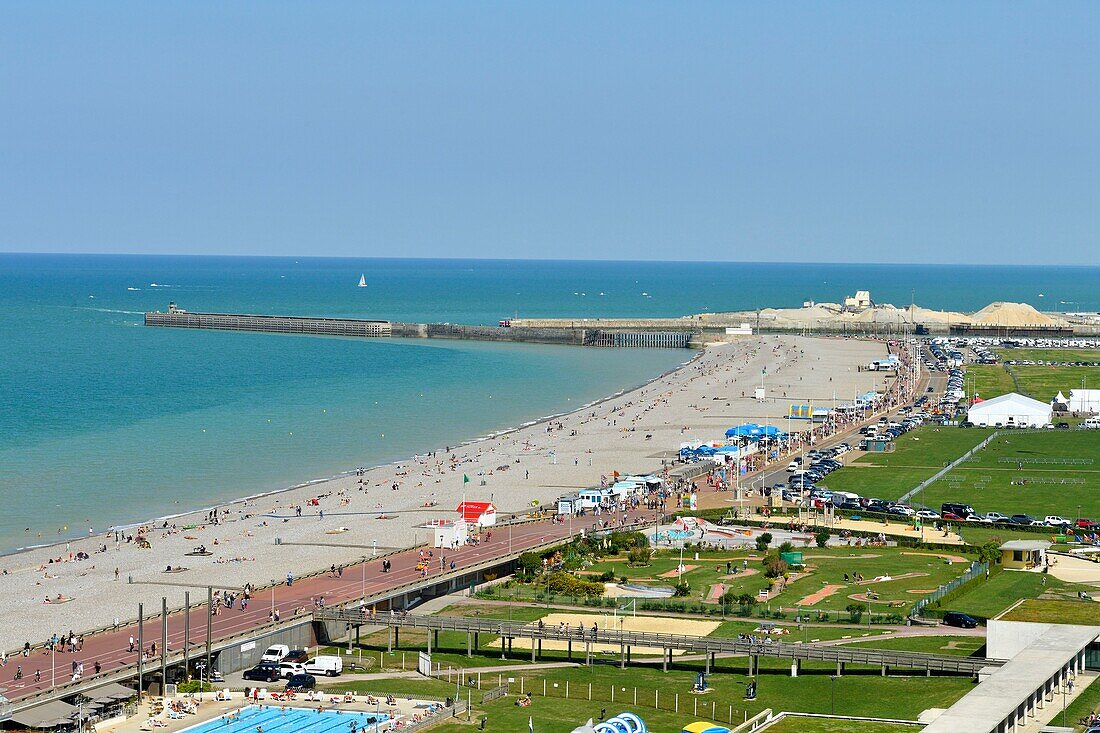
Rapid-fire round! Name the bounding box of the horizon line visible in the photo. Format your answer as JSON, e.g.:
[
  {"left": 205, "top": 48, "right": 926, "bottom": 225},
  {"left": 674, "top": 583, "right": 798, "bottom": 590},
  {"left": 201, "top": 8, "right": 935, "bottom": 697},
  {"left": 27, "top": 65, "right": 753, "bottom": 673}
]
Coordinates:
[{"left": 1, "top": 250, "right": 1097, "bottom": 269}]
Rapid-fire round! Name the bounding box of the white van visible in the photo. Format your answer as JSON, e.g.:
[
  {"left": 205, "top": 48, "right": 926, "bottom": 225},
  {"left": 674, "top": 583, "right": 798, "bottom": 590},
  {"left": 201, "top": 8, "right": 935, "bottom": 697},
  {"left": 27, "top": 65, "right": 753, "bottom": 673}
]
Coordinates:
[
  {"left": 304, "top": 655, "right": 343, "bottom": 677},
  {"left": 260, "top": 644, "right": 290, "bottom": 663},
  {"left": 1083, "top": 417, "right": 1100, "bottom": 430}
]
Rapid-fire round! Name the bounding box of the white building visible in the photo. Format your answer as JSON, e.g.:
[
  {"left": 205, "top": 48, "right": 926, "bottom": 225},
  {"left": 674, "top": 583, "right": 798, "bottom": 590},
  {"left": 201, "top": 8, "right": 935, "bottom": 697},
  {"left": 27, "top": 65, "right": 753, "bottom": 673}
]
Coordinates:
[
  {"left": 1066, "top": 389, "right": 1100, "bottom": 414},
  {"left": 967, "top": 392, "right": 1052, "bottom": 428}
]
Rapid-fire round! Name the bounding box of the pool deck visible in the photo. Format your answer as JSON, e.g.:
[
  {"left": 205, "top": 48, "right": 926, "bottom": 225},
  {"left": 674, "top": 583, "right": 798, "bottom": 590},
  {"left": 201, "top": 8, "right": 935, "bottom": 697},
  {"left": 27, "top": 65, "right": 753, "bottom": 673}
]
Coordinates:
[{"left": 98, "top": 692, "right": 450, "bottom": 733}]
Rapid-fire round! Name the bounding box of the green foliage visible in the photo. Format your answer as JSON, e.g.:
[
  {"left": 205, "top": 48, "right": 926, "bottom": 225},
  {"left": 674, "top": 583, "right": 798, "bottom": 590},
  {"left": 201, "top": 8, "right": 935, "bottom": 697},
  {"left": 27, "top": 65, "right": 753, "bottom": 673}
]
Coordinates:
[
  {"left": 597, "top": 570, "right": 616, "bottom": 582},
  {"left": 777, "top": 541, "right": 794, "bottom": 554},
  {"left": 815, "top": 530, "right": 830, "bottom": 548},
  {"left": 517, "top": 552, "right": 543, "bottom": 578},
  {"left": 546, "top": 571, "right": 603, "bottom": 598},
  {"left": 755, "top": 532, "right": 773, "bottom": 552},
  {"left": 608, "top": 531, "right": 649, "bottom": 551},
  {"left": 627, "top": 546, "right": 653, "bottom": 566},
  {"left": 672, "top": 580, "right": 691, "bottom": 597},
  {"left": 976, "top": 541, "right": 1001, "bottom": 566},
  {"left": 845, "top": 603, "right": 865, "bottom": 623},
  {"left": 177, "top": 680, "right": 214, "bottom": 693},
  {"left": 762, "top": 553, "right": 788, "bottom": 579}
]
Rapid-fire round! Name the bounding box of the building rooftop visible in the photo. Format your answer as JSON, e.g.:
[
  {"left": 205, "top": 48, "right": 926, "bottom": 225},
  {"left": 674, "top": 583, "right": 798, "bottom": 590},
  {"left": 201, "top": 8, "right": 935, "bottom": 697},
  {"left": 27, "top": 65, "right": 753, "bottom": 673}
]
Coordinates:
[
  {"left": 922, "top": 624, "right": 1099, "bottom": 733},
  {"left": 999, "top": 540, "right": 1052, "bottom": 551}
]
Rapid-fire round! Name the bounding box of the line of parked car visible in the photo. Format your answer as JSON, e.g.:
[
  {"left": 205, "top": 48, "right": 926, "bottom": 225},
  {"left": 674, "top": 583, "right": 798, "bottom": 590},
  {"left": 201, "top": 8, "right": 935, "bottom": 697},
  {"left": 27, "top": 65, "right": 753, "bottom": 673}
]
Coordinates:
[
  {"left": 936, "top": 502, "right": 1097, "bottom": 530},
  {"left": 241, "top": 644, "right": 343, "bottom": 690}
]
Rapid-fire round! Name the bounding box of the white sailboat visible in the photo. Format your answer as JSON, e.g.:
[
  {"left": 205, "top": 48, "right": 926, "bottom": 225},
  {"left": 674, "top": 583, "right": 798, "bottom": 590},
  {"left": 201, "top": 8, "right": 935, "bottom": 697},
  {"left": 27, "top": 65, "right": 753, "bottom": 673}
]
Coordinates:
[{"left": 358, "top": 274, "right": 367, "bottom": 288}]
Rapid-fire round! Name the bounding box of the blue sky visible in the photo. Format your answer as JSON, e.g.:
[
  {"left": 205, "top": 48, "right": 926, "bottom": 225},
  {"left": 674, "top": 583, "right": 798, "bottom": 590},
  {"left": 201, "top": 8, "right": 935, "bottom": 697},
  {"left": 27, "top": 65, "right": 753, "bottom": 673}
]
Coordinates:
[{"left": 1, "top": 2, "right": 1098, "bottom": 264}]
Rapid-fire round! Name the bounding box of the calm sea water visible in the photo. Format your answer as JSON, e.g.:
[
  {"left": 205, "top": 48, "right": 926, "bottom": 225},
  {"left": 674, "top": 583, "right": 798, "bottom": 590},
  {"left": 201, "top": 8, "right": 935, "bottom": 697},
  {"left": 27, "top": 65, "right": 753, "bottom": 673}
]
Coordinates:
[{"left": 2, "top": 254, "right": 1099, "bottom": 553}]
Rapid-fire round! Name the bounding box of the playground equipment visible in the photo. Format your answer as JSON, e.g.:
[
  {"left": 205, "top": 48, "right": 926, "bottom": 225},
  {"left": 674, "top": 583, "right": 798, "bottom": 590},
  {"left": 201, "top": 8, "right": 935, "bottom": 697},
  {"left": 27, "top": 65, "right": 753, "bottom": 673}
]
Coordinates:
[{"left": 580, "top": 712, "right": 647, "bottom": 733}]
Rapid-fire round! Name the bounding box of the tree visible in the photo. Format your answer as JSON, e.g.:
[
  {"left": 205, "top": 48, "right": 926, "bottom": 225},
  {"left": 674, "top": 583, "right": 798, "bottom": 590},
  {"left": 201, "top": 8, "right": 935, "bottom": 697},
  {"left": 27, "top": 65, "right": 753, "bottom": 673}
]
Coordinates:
[
  {"left": 815, "top": 530, "right": 830, "bottom": 548},
  {"left": 755, "top": 532, "right": 773, "bottom": 552},
  {"left": 977, "top": 540, "right": 1001, "bottom": 566},
  {"left": 517, "top": 552, "right": 542, "bottom": 578},
  {"left": 673, "top": 580, "right": 691, "bottom": 598},
  {"left": 846, "top": 603, "right": 865, "bottom": 623},
  {"left": 762, "top": 554, "right": 789, "bottom": 579},
  {"left": 778, "top": 541, "right": 795, "bottom": 554}
]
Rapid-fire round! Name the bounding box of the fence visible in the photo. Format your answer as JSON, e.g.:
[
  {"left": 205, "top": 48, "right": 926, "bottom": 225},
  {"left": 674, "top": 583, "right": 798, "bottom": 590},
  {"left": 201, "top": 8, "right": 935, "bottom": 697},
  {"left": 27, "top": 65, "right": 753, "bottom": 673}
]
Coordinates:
[
  {"left": 910, "top": 561, "right": 987, "bottom": 618},
  {"left": 899, "top": 431, "right": 1000, "bottom": 505}
]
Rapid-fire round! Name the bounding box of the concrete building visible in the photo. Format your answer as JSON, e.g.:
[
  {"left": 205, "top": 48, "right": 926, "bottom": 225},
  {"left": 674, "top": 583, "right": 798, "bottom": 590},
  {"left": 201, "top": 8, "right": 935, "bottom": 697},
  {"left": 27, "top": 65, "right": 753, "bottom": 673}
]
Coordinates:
[
  {"left": 966, "top": 392, "right": 1052, "bottom": 428},
  {"left": 999, "top": 540, "right": 1050, "bottom": 571}
]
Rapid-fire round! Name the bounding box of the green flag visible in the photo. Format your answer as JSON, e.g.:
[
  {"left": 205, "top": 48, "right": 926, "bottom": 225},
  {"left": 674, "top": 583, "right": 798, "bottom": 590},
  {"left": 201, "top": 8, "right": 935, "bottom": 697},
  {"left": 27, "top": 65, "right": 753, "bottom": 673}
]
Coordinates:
[{"left": 463, "top": 474, "right": 470, "bottom": 484}]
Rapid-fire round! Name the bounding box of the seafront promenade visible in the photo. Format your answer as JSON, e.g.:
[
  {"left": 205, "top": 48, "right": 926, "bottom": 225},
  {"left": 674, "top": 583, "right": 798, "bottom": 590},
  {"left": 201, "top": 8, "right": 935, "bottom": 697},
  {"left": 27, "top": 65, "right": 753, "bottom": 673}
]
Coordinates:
[{"left": 0, "top": 512, "right": 608, "bottom": 706}]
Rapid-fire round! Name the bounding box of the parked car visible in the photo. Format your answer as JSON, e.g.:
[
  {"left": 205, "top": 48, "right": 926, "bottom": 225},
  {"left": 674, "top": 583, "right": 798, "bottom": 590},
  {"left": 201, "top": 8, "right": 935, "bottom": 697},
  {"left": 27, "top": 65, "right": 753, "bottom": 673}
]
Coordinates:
[
  {"left": 985, "top": 512, "right": 1011, "bottom": 523},
  {"left": 1075, "top": 518, "right": 1095, "bottom": 528},
  {"left": 915, "top": 509, "right": 939, "bottom": 520},
  {"left": 940, "top": 502, "right": 976, "bottom": 519},
  {"left": 260, "top": 644, "right": 290, "bottom": 663},
  {"left": 942, "top": 612, "right": 978, "bottom": 629},
  {"left": 1009, "top": 514, "right": 1039, "bottom": 526},
  {"left": 303, "top": 655, "right": 343, "bottom": 677},
  {"left": 243, "top": 663, "right": 281, "bottom": 682},
  {"left": 285, "top": 673, "right": 317, "bottom": 690},
  {"left": 278, "top": 662, "right": 305, "bottom": 679},
  {"left": 282, "top": 649, "right": 309, "bottom": 664},
  {"left": 1044, "top": 516, "right": 1071, "bottom": 528}
]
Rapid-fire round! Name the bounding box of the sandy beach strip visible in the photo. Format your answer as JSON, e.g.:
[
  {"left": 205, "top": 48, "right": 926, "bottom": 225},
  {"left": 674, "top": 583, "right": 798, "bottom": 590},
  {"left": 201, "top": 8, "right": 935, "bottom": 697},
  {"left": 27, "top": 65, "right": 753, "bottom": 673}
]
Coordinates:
[{"left": 0, "top": 335, "right": 886, "bottom": 651}]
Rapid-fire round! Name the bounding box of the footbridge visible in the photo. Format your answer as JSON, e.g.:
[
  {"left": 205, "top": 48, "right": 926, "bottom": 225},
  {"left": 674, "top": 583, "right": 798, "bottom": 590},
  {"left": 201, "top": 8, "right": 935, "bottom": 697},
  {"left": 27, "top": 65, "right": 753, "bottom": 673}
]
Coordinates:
[{"left": 315, "top": 609, "right": 1000, "bottom": 677}]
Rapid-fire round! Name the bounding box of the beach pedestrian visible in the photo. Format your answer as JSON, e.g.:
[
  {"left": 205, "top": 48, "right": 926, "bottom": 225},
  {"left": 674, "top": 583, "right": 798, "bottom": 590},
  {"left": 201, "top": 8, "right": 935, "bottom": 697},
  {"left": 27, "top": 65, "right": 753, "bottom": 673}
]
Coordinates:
[
  {"left": 114, "top": 567, "right": 119, "bottom": 581},
  {"left": 35, "top": 669, "right": 41, "bottom": 683},
  {"left": 128, "top": 636, "right": 135, "bottom": 653},
  {"left": 287, "top": 571, "right": 294, "bottom": 586}
]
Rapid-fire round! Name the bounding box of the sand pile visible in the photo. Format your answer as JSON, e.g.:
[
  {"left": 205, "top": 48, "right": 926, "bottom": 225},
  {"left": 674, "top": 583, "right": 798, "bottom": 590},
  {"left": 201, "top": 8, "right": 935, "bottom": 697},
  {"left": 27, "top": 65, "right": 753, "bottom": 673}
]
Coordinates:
[{"left": 970, "top": 302, "right": 1067, "bottom": 327}]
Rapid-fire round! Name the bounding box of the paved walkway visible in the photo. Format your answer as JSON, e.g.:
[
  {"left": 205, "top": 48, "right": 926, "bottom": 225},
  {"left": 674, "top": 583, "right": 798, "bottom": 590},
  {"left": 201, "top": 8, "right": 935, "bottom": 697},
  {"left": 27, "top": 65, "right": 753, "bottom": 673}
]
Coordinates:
[{"left": 0, "top": 512, "right": 650, "bottom": 704}]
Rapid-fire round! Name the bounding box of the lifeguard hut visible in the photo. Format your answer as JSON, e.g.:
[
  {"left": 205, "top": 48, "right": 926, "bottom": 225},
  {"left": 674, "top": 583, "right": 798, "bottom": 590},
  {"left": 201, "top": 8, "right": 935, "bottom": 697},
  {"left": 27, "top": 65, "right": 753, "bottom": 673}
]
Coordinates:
[{"left": 457, "top": 501, "right": 497, "bottom": 527}]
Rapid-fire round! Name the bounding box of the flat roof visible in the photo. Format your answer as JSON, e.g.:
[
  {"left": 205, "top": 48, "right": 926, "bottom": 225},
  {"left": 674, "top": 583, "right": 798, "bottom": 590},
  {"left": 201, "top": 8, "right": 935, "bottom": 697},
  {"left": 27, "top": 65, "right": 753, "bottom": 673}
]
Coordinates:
[
  {"left": 999, "top": 540, "right": 1052, "bottom": 551},
  {"left": 922, "top": 624, "right": 1098, "bottom": 733},
  {"left": 1000, "top": 599, "right": 1100, "bottom": 625}
]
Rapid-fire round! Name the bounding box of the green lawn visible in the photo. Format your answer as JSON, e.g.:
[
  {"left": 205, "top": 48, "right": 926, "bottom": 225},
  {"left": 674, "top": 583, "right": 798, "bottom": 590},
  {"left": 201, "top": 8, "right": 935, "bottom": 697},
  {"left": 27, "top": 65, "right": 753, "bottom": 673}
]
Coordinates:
[
  {"left": 1009, "top": 365, "right": 1100, "bottom": 403},
  {"left": 841, "top": 635, "right": 986, "bottom": 657},
  {"left": 996, "top": 348, "right": 1100, "bottom": 365},
  {"left": 999, "top": 599, "right": 1100, "bottom": 624},
  {"left": 916, "top": 431, "right": 1100, "bottom": 518},
  {"left": 326, "top": 636, "right": 976, "bottom": 731},
  {"left": 1062, "top": 673, "right": 1100, "bottom": 731},
  {"left": 965, "top": 365, "right": 1017, "bottom": 401},
  {"left": 946, "top": 572, "right": 1094, "bottom": 620},
  {"left": 762, "top": 718, "right": 918, "bottom": 733},
  {"left": 821, "top": 426, "right": 993, "bottom": 501}
]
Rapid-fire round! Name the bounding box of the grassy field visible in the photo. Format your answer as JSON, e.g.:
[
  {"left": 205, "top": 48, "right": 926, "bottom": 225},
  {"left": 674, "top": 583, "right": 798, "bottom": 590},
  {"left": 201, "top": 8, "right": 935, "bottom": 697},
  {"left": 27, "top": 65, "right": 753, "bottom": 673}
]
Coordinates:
[
  {"left": 1062, "top": 674, "right": 1100, "bottom": 731},
  {"left": 943, "top": 569, "right": 1093, "bottom": 620},
  {"left": 915, "top": 431, "right": 1100, "bottom": 518},
  {"left": 1000, "top": 598, "right": 1100, "bottom": 624},
  {"left": 996, "top": 348, "right": 1100, "bottom": 364},
  {"left": 1009, "top": 365, "right": 1100, "bottom": 403},
  {"left": 762, "top": 717, "right": 919, "bottom": 733},
  {"left": 817, "top": 426, "right": 993, "bottom": 502},
  {"left": 965, "top": 364, "right": 1017, "bottom": 401},
  {"left": 841, "top": 635, "right": 986, "bottom": 657}
]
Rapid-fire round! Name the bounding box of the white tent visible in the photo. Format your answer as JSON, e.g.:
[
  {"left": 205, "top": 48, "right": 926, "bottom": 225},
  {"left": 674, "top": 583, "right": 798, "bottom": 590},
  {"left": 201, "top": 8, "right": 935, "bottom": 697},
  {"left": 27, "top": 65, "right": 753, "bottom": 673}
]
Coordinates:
[
  {"left": 967, "top": 393, "right": 1052, "bottom": 428},
  {"left": 1066, "top": 389, "right": 1100, "bottom": 414}
]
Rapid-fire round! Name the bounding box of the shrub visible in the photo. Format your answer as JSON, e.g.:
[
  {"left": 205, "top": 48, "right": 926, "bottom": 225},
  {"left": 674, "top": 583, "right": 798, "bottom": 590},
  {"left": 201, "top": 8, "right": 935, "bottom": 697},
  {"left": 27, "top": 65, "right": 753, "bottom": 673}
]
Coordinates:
[
  {"left": 608, "top": 531, "right": 649, "bottom": 552},
  {"left": 815, "top": 530, "right": 830, "bottom": 548},
  {"left": 755, "top": 533, "right": 773, "bottom": 552},
  {"left": 762, "top": 554, "right": 788, "bottom": 579},
  {"left": 627, "top": 546, "right": 653, "bottom": 566},
  {"left": 778, "top": 541, "right": 794, "bottom": 554},
  {"left": 846, "top": 603, "right": 865, "bottom": 623},
  {"left": 546, "top": 571, "right": 603, "bottom": 598},
  {"left": 673, "top": 580, "right": 691, "bottom": 598},
  {"left": 177, "top": 681, "right": 214, "bottom": 694},
  {"left": 598, "top": 571, "right": 616, "bottom": 582}
]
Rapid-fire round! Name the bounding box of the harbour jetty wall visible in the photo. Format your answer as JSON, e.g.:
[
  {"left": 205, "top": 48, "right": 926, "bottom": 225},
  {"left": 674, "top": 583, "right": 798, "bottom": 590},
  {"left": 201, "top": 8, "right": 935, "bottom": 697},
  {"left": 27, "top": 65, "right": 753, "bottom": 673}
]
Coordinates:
[{"left": 144, "top": 306, "right": 695, "bottom": 348}]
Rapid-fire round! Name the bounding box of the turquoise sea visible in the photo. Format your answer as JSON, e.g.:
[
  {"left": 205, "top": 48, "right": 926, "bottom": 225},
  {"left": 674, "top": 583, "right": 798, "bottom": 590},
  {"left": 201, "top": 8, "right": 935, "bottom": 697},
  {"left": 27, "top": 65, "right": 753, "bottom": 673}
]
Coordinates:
[{"left": 2, "top": 254, "right": 1100, "bottom": 554}]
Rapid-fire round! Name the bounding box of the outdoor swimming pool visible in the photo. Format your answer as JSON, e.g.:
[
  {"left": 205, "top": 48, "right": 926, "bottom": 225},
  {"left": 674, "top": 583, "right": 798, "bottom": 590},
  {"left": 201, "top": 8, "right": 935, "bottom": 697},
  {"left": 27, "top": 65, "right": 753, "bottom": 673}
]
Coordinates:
[{"left": 183, "top": 706, "right": 390, "bottom": 733}]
